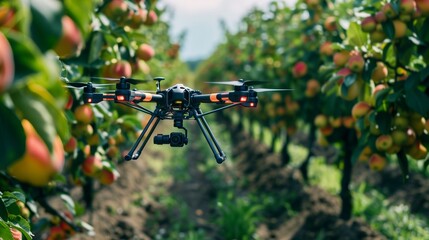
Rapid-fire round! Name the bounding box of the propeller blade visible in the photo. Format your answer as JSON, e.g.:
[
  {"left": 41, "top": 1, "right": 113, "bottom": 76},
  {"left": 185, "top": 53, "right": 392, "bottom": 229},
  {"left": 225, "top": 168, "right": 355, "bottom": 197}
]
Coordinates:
[
  {"left": 66, "top": 82, "right": 114, "bottom": 88},
  {"left": 90, "top": 77, "right": 151, "bottom": 85},
  {"left": 252, "top": 88, "right": 294, "bottom": 93},
  {"left": 207, "top": 79, "right": 267, "bottom": 86}
]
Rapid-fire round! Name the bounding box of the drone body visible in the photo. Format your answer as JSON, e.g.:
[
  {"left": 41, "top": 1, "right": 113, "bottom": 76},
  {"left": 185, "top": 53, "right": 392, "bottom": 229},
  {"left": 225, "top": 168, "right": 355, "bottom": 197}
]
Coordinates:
[{"left": 67, "top": 77, "right": 290, "bottom": 163}]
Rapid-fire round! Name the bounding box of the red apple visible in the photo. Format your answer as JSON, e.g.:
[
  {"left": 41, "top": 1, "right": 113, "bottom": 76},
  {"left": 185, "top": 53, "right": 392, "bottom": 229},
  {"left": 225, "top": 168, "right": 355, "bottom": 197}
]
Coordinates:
[
  {"left": 8, "top": 120, "right": 64, "bottom": 186},
  {"left": 371, "top": 62, "right": 388, "bottom": 83},
  {"left": 47, "top": 226, "right": 66, "bottom": 240},
  {"left": 369, "top": 153, "right": 387, "bottom": 171},
  {"left": 127, "top": 9, "right": 146, "bottom": 29},
  {"left": 74, "top": 104, "right": 94, "bottom": 124},
  {"left": 382, "top": 3, "right": 398, "bottom": 18},
  {"left": 352, "top": 101, "right": 371, "bottom": 118},
  {"left": 103, "top": 0, "right": 129, "bottom": 23},
  {"left": 324, "top": 16, "right": 337, "bottom": 31},
  {"left": 406, "top": 141, "right": 428, "bottom": 159},
  {"left": 336, "top": 67, "right": 353, "bottom": 85},
  {"left": 340, "top": 80, "right": 361, "bottom": 101},
  {"left": 53, "top": 16, "right": 83, "bottom": 58},
  {"left": 393, "top": 20, "right": 408, "bottom": 38},
  {"left": 10, "top": 228, "right": 22, "bottom": 240},
  {"left": 376, "top": 134, "right": 394, "bottom": 151},
  {"left": 292, "top": 61, "right": 307, "bottom": 78},
  {"left": 416, "top": 0, "right": 429, "bottom": 15},
  {"left": 401, "top": 0, "right": 417, "bottom": 13},
  {"left": 136, "top": 43, "right": 155, "bottom": 61},
  {"left": 305, "top": 79, "right": 321, "bottom": 98},
  {"left": 97, "top": 167, "right": 120, "bottom": 185},
  {"left": 101, "top": 60, "right": 132, "bottom": 78},
  {"left": 144, "top": 10, "right": 158, "bottom": 26},
  {"left": 0, "top": 31, "right": 14, "bottom": 93},
  {"left": 375, "top": 11, "right": 387, "bottom": 22},
  {"left": 406, "top": 128, "right": 417, "bottom": 146},
  {"left": 82, "top": 155, "right": 103, "bottom": 176},
  {"left": 347, "top": 52, "right": 365, "bottom": 72},
  {"left": 64, "top": 137, "right": 77, "bottom": 153},
  {"left": 361, "top": 16, "right": 377, "bottom": 32},
  {"left": 319, "top": 41, "right": 334, "bottom": 56},
  {"left": 333, "top": 51, "right": 350, "bottom": 67}
]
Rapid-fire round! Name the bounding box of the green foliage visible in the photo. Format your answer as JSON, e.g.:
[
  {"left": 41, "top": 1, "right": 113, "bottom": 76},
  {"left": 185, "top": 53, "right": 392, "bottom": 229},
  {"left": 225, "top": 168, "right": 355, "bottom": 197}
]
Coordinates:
[{"left": 216, "top": 192, "right": 261, "bottom": 240}]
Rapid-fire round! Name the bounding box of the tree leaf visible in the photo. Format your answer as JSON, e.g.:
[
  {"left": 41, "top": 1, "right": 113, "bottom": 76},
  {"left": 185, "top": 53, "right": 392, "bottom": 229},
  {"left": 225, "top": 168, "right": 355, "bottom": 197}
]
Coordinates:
[
  {"left": 382, "top": 20, "right": 395, "bottom": 40},
  {"left": 0, "top": 221, "right": 13, "bottom": 240},
  {"left": 405, "top": 88, "right": 429, "bottom": 118},
  {"left": 10, "top": 86, "right": 57, "bottom": 152},
  {"left": 64, "top": 0, "right": 94, "bottom": 38},
  {"left": 0, "top": 198, "right": 9, "bottom": 221},
  {"left": 346, "top": 22, "right": 368, "bottom": 47},
  {"left": 29, "top": 0, "right": 63, "bottom": 52},
  {"left": 0, "top": 101, "right": 26, "bottom": 170},
  {"left": 6, "top": 31, "right": 49, "bottom": 82}
]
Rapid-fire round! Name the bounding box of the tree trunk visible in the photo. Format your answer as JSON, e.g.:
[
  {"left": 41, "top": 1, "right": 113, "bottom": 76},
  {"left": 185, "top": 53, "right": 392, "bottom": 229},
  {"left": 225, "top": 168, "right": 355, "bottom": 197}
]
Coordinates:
[
  {"left": 281, "top": 133, "right": 291, "bottom": 166},
  {"left": 299, "top": 123, "right": 316, "bottom": 182},
  {"left": 340, "top": 128, "right": 356, "bottom": 220}
]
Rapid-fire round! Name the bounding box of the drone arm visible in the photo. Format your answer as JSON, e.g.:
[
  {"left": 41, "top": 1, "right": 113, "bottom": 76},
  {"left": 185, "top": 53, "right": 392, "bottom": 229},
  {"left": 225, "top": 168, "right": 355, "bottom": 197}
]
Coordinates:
[
  {"left": 192, "top": 91, "right": 258, "bottom": 107},
  {"left": 131, "top": 91, "right": 164, "bottom": 103},
  {"left": 193, "top": 108, "right": 226, "bottom": 164},
  {"left": 83, "top": 93, "right": 115, "bottom": 103}
]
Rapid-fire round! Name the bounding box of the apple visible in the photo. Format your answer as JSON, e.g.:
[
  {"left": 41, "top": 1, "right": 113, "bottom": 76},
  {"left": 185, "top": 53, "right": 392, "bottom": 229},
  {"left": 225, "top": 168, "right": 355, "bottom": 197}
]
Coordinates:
[
  {"left": 72, "top": 123, "right": 93, "bottom": 138},
  {"left": 425, "top": 119, "right": 429, "bottom": 132},
  {"left": 97, "top": 167, "right": 120, "bottom": 185},
  {"left": 406, "top": 141, "right": 428, "bottom": 159},
  {"left": 324, "top": 16, "right": 337, "bottom": 31},
  {"left": 320, "top": 126, "right": 334, "bottom": 136},
  {"left": 358, "top": 146, "right": 373, "bottom": 162},
  {"left": 136, "top": 43, "right": 155, "bottom": 61},
  {"left": 352, "top": 101, "right": 371, "bottom": 118},
  {"left": 376, "top": 134, "right": 394, "bottom": 151},
  {"left": 8, "top": 120, "right": 64, "bottom": 186},
  {"left": 87, "top": 134, "right": 100, "bottom": 146},
  {"left": 342, "top": 116, "right": 355, "bottom": 128},
  {"left": 106, "top": 146, "right": 119, "bottom": 159},
  {"left": 340, "top": 80, "right": 361, "bottom": 101},
  {"left": 370, "top": 30, "right": 387, "bottom": 43},
  {"left": 392, "top": 115, "right": 409, "bottom": 130},
  {"left": 127, "top": 9, "right": 146, "bottom": 29},
  {"left": 64, "top": 137, "right": 77, "bottom": 153},
  {"left": 81, "top": 155, "right": 103, "bottom": 176},
  {"left": 347, "top": 52, "right": 365, "bottom": 72},
  {"left": 292, "top": 61, "right": 307, "bottom": 78},
  {"left": 319, "top": 41, "right": 334, "bottom": 56},
  {"left": 10, "top": 228, "right": 22, "bottom": 240},
  {"left": 314, "top": 114, "right": 329, "bottom": 128},
  {"left": 329, "top": 117, "right": 342, "bottom": 128},
  {"left": 410, "top": 116, "right": 425, "bottom": 135},
  {"left": 369, "top": 153, "right": 387, "bottom": 171},
  {"left": 375, "top": 11, "right": 387, "bottom": 22},
  {"left": 101, "top": 60, "right": 132, "bottom": 78},
  {"left": 102, "top": 0, "right": 129, "bottom": 23},
  {"left": 0, "top": 6, "right": 16, "bottom": 29},
  {"left": 305, "top": 79, "right": 321, "bottom": 98},
  {"left": 0, "top": 31, "right": 14, "bottom": 93},
  {"left": 333, "top": 51, "right": 350, "bottom": 67},
  {"left": 401, "top": 0, "right": 417, "bottom": 13},
  {"left": 391, "top": 130, "right": 408, "bottom": 146},
  {"left": 382, "top": 3, "right": 398, "bottom": 18},
  {"left": 74, "top": 104, "right": 94, "bottom": 124},
  {"left": 372, "top": 84, "right": 388, "bottom": 98},
  {"left": 53, "top": 16, "right": 83, "bottom": 58},
  {"left": 361, "top": 16, "right": 377, "bottom": 32},
  {"left": 393, "top": 20, "right": 407, "bottom": 38},
  {"left": 317, "top": 135, "right": 329, "bottom": 147},
  {"left": 416, "top": 0, "right": 429, "bottom": 15},
  {"left": 305, "top": 0, "right": 319, "bottom": 7},
  {"left": 371, "top": 62, "right": 388, "bottom": 83},
  {"left": 144, "top": 10, "right": 158, "bottom": 26},
  {"left": 336, "top": 67, "right": 353, "bottom": 85}
]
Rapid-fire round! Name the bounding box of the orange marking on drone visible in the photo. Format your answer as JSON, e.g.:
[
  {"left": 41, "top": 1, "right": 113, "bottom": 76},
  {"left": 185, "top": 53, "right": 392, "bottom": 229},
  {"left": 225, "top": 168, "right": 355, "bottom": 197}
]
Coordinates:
[
  {"left": 210, "top": 93, "right": 219, "bottom": 102},
  {"left": 143, "top": 93, "right": 153, "bottom": 102},
  {"left": 117, "top": 95, "right": 125, "bottom": 101}
]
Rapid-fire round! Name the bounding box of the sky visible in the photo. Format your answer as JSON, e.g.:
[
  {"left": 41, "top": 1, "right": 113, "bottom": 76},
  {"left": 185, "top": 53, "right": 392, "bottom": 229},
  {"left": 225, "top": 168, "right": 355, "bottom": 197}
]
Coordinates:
[{"left": 161, "top": 0, "right": 296, "bottom": 61}]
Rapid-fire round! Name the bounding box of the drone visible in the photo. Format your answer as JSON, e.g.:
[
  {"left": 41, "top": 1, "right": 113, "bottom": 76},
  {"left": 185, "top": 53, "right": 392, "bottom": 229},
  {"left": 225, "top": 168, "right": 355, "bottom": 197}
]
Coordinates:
[{"left": 66, "top": 76, "right": 291, "bottom": 163}]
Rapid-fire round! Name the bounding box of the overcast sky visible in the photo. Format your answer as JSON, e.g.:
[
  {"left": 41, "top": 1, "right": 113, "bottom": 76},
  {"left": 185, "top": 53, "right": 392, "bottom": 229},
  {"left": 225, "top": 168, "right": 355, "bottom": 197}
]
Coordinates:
[{"left": 161, "top": 0, "right": 295, "bottom": 61}]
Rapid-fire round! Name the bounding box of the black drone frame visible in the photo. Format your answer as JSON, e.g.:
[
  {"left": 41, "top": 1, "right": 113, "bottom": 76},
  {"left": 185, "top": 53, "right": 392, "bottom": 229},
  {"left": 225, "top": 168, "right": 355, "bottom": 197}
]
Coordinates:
[{"left": 67, "top": 76, "right": 290, "bottom": 163}]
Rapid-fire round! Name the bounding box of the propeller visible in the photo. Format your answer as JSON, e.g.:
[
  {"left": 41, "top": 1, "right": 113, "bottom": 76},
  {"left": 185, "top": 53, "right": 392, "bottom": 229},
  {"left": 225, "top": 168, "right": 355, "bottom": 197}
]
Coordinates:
[
  {"left": 251, "top": 88, "right": 294, "bottom": 93},
  {"left": 90, "top": 76, "right": 151, "bottom": 85},
  {"left": 207, "top": 79, "right": 267, "bottom": 86},
  {"left": 65, "top": 82, "right": 114, "bottom": 89}
]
